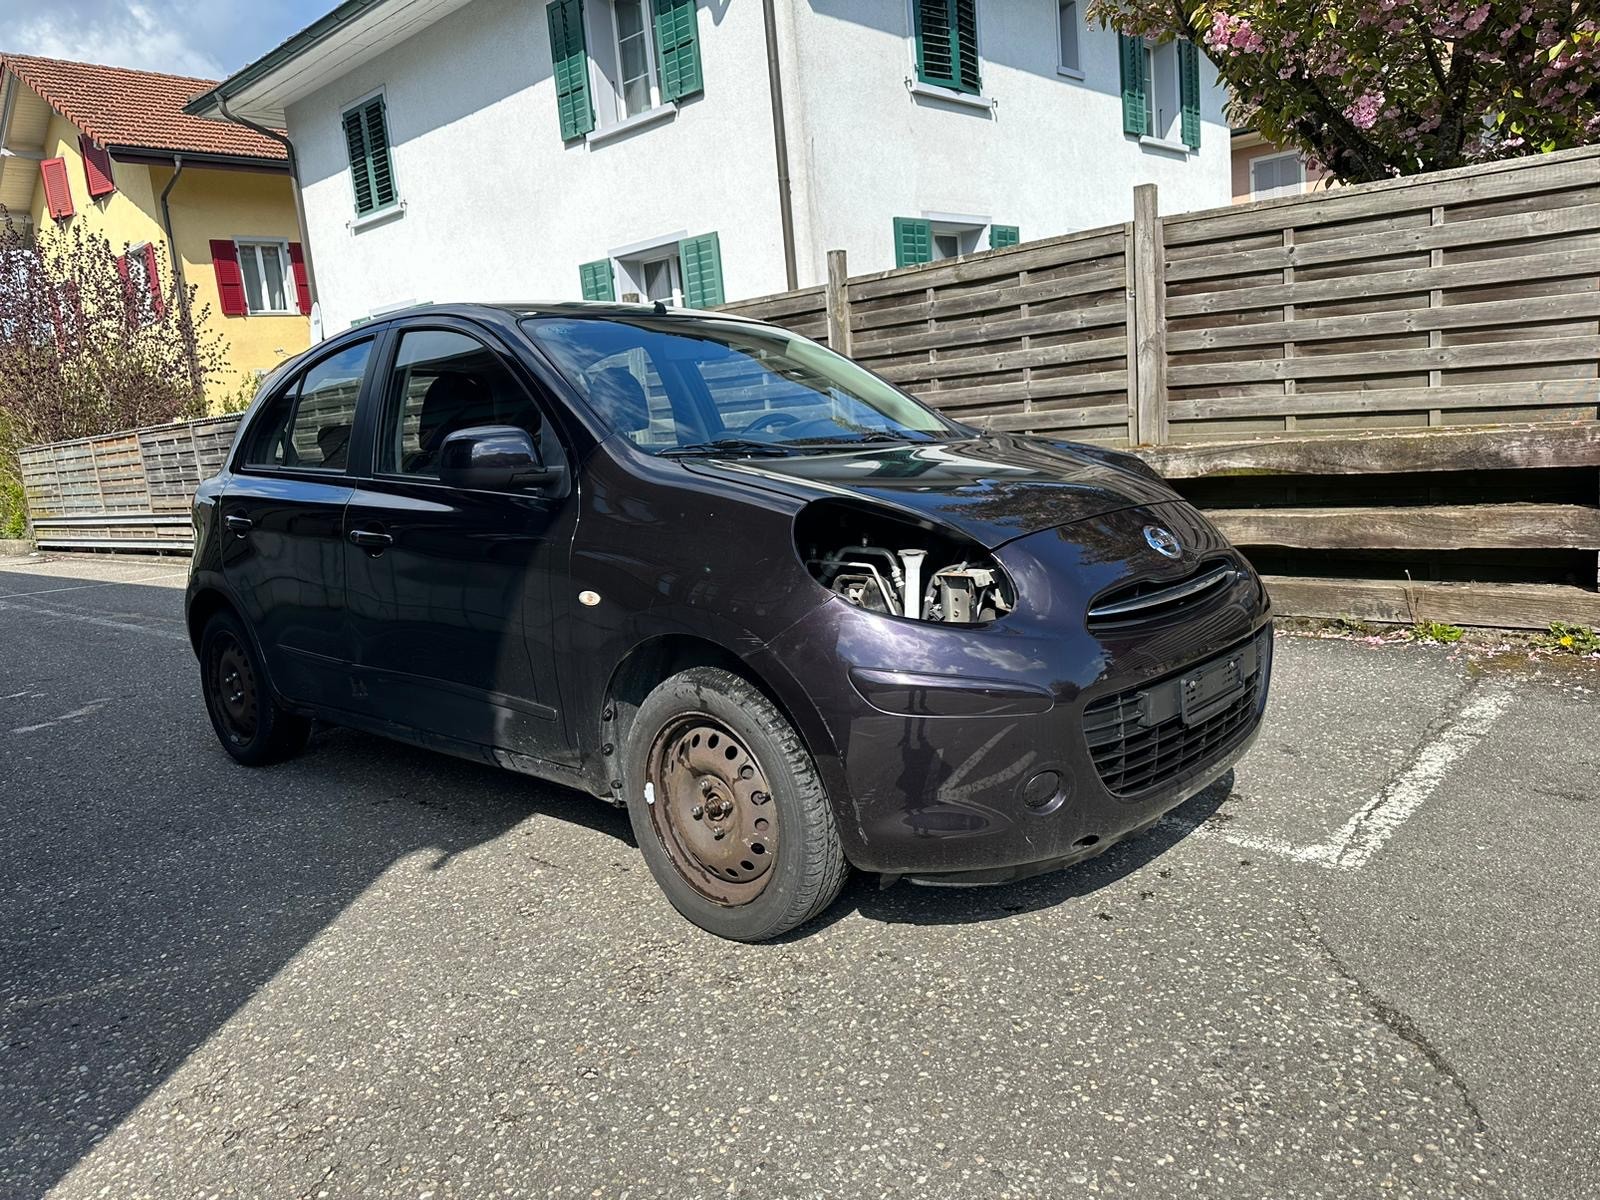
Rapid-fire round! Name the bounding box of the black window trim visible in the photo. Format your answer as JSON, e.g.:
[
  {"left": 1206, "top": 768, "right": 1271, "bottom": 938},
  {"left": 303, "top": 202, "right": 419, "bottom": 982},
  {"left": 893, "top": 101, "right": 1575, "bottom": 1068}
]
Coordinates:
[
  {"left": 367, "top": 316, "right": 572, "bottom": 493},
  {"left": 231, "top": 330, "right": 385, "bottom": 480}
]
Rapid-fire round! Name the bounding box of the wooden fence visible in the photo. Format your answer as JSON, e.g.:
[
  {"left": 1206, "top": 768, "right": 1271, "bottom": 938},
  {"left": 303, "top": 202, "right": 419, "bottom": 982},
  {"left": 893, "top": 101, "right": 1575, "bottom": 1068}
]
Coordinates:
[
  {"left": 18, "top": 414, "right": 241, "bottom": 551},
  {"left": 17, "top": 146, "right": 1600, "bottom": 626}
]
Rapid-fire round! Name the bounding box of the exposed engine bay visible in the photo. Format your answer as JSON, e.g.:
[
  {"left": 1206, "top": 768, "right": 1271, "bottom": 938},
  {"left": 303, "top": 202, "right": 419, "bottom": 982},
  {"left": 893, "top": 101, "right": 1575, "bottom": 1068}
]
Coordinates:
[{"left": 796, "top": 501, "right": 1015, "bottom": 625}]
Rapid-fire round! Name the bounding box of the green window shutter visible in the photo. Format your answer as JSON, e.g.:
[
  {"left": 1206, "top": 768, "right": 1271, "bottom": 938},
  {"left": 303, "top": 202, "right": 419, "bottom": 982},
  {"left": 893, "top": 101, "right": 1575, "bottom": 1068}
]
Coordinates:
[
  {"left": 952, "top": 0, "right": 980, "bottom": 94},
  {"left": 894, "top": 217, "right": 933, "bottom": 267},
  {"left": 679, "top": 233, "right": 724, "bottom": 308},
  {"left": 580, "top": 259, "right": 615, "bottom": 301},
  {"left": 989, "top": 224, "right": 1020, "bottom": 250},
  {"left": 343, "top": 97, "right": 397, "bottom": 216},
  {"left": 548, "top": 0, "right": 595, "bottom": 141},
  {"left": 915, "top": 0, "right": 980, "bottom": 94},
  {"left": 342, "top": 108, "right": 373, "bottom": 214},
  {"left": 653, "top": 0, "right": 703, "bottom": 101},
  {"left": 1118, "top": 34, "right": 1147, "bottom": 137},
  {"left": 1178, "top": 40, "right": 1202, "bottom": 149}
]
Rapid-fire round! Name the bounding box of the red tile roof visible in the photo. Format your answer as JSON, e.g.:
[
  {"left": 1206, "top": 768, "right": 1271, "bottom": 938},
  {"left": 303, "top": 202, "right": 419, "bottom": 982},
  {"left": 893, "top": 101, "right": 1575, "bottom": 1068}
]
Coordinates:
[{"left": 1, "top": 53, "right": 288, "bottom": 162}]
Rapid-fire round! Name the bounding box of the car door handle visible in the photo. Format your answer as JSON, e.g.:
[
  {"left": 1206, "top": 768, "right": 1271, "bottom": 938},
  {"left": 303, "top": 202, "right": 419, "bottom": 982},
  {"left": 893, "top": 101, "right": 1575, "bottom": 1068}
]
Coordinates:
[
  {"left": 223, "top": 514, "right": 253, "bottom": 535},
  {"left": 348, "top": 528, "right": 394, "bottom": 548}
]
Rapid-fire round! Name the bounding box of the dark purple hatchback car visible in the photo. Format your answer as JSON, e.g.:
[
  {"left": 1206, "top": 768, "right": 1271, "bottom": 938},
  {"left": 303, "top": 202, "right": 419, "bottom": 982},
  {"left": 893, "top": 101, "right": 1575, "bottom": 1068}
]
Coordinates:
[{"left": 187, "top": 303, "right": 1272, "bottom": 940}]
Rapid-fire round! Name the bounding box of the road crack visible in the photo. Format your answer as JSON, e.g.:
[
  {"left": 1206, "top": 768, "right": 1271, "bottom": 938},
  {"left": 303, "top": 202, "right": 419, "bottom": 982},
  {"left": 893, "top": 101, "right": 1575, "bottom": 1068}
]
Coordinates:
[{"left": 1295, "top": 906, "right": 1496, "bottom": 1145}]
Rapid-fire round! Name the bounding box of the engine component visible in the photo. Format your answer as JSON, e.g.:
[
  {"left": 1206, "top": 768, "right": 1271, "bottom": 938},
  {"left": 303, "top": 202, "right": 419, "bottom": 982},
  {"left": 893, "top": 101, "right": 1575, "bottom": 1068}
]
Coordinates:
[{"left": 797, "top": 501, "right": 1015, "bottom": 625}]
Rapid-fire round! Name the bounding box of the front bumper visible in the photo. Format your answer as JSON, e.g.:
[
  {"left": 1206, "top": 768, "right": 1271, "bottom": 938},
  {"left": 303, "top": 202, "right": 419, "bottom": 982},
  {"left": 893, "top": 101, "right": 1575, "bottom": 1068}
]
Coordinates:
[{"left": 757, "top": 507, "right": 1273, "bottom": 880}]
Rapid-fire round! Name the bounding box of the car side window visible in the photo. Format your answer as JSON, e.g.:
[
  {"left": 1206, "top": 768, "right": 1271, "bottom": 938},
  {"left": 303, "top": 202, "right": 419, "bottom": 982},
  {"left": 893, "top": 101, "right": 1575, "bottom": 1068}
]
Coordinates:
[
  {"left": 242, "top": 340, "right": 373, "bottom": 471},
  {"left": 378, "top": 328, "right": 558, "bottom": 478}
]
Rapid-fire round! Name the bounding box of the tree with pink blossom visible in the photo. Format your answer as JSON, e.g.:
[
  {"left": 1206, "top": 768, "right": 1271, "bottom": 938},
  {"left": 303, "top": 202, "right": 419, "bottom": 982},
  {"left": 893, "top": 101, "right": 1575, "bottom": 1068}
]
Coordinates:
[{"left": 1088, "top": 1, "right": 1599, "bottom": 183}]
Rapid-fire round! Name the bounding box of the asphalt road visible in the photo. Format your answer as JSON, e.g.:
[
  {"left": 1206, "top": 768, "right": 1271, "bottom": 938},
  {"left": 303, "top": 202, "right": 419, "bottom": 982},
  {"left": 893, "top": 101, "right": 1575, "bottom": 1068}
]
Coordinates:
[{"left": 1, "top": 553, "right": 1597, "bottom": 1200}]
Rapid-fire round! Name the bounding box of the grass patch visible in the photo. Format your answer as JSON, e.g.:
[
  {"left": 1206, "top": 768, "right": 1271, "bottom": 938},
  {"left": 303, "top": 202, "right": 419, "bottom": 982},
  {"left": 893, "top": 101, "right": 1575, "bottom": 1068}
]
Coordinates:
[{"left": 1411, "top": 620, "right": 1466, "bottom": 644}]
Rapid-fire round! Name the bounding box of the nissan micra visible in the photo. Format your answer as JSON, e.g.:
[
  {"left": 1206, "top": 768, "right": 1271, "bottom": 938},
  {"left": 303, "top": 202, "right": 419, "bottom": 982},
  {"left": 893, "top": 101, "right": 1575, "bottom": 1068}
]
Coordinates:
[{"left": 187, "top": 303, "right": 1272, "bottom": 941}]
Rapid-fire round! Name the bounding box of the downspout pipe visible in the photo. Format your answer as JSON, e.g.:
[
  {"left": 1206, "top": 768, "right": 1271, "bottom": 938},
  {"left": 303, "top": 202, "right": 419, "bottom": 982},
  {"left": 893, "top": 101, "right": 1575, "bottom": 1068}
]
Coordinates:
[
  {"left": 158, "top": 154, "right": 187, "bottom": 297},
  {"left": 761, "top": 0, "right": 799, "bottom": 291},
  {"left": 217, "top": 93, "right": 319, "bottom": 314},
  {"left": 158, "top": 155, "right": 201, "bottom": 390}
]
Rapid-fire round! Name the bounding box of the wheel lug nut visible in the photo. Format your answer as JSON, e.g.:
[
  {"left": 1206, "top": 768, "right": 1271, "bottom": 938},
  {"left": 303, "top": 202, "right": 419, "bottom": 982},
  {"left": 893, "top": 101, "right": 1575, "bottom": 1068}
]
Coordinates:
[
  {"left": 699, "top": 778, "right": 714, "bottom": 794},
  {"left": 691, "top": 805, "right": 703, "bottom": 819},
  {"left": 712, "top": 828, "right": 726, "bottom": 840}
]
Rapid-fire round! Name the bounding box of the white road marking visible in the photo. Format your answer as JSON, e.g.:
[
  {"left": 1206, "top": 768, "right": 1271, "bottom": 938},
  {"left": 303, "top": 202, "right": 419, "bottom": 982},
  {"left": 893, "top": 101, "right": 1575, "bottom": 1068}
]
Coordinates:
[
  {"left": 0, "top": 570, "right": 187, "bottom": 598},
  {"left": 0, "top": 600, "right": 187, "bottom": 642},
  {"left": 11, "top": 698, "right": 112, "bottom": 735},
  {"left": 1164, "top": 678, "right": 1516, "bottom": 872}
]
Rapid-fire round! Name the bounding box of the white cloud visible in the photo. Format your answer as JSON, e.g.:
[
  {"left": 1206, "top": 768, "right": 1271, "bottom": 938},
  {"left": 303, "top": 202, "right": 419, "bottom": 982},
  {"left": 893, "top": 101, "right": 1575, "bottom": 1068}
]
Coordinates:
[{"left": 10, "top": 2, "right": 226, "bottom": 78}]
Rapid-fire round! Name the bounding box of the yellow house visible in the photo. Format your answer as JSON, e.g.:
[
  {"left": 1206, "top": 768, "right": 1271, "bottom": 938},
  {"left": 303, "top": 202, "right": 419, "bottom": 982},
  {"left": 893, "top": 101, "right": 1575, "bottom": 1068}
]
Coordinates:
[{"left": 0, "top": 54, "right": 311, "bottom": 404}]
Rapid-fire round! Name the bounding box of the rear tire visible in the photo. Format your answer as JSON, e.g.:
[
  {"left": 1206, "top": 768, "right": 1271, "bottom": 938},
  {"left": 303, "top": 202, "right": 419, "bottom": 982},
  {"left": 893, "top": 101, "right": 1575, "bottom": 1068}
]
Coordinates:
[
  {"left": 623, "top": 667, "right": 848, "bottom": 942},
  {"left": 199, "top": 610, "right": 311, "bottom": 766}
]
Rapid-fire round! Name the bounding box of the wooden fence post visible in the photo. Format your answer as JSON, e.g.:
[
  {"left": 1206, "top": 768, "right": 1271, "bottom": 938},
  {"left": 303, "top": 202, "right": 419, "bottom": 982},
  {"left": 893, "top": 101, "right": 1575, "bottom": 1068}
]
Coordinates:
[
  {"left": 1131, "top": 183, "right": 1169, "bottom": 445},
  {"left": 825, "top": 249, "right": 852, "bottom": 356}
]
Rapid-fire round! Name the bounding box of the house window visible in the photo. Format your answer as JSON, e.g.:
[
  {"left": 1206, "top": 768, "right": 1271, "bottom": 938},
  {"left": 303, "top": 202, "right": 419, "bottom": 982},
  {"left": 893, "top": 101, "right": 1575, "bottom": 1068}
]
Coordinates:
[
  {"left": 599, "top": 0, "right": 659, "bottom": 119},
  {"left": 1251, "top": 151, "right": 1306, "bottom": 200},
  {"left": 342, "top": 94, "right": 398, "bottom": 216},
  {"left": 591, "top": 232, "right": 723, "bottom": 308},
  {"left": 914, "top": 0, "right": 981, "bottom": 95},
  {"left": 894, "top": 218, "right": 1015, "bottom": 266},
  {"left": 1057, "top": 0, "right": 1080, "bottom": 75},
  {"left": 1143, "top": 42, "right": 1181, "bottom": 142},
  {"left": 237, "top": 241, "right": 293, "bottom": 315},
  {"left": 1120, "top": 34, "right": 1201, "bottom": 149},
  {"left": 547, "top": 0, "right": 702, "bottom": 141}
]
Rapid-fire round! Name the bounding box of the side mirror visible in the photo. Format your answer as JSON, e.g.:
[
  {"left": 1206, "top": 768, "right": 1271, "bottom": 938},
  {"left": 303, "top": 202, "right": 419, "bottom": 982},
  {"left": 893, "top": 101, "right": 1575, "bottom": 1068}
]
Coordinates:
[{"left": 438, "top": 425, "right": 565, "bottom": 493}]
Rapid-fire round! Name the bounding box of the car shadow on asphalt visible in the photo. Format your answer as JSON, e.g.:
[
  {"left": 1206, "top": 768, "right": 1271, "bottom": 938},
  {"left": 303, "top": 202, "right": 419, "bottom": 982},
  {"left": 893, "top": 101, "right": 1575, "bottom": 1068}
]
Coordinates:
[{"left": 797, "top": 772, "right": 1235, "bottom": 935}]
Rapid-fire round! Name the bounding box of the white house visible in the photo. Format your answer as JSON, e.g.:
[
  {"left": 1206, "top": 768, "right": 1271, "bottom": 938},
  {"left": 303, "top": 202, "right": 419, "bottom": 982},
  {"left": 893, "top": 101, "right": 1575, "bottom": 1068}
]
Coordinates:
[{"left": 187, "top": 0, "right": 1233, "bottom": 331}]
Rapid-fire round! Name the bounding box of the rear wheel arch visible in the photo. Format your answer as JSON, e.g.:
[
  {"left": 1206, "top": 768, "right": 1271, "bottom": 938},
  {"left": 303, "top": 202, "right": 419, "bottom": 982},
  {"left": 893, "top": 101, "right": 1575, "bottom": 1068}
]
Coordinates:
[{"left": 186, "top": 587, "right": 239, "bottom": 655}]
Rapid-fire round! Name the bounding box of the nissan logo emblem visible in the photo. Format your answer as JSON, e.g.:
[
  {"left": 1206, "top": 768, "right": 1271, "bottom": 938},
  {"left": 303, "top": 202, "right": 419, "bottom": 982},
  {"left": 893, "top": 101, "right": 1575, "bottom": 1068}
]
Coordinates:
[{"left": 1143, "top": 525, "right": 1182, "bottom": 559}]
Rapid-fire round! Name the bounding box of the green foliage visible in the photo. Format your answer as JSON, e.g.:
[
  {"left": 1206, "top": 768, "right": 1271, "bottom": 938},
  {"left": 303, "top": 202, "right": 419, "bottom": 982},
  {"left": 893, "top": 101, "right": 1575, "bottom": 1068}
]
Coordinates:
[
  {"left": 1534, "top": 622, "right": 1600, "bottom": 655},
  {"left": 0, "top": 474, "right": 26, "bottom": 540},
  {"left": 1411, "top": 620, "right": 1466, "bottom": 644}
]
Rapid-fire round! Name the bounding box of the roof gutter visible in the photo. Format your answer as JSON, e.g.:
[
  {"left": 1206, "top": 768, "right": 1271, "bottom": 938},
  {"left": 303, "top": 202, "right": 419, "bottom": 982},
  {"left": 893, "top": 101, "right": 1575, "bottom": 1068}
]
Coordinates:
[
  {"left": 217, "top": 93, "right": 319, "bottom": 317},
  {"left": 182, "top": 0, "right": 389, "bottom": 121}
]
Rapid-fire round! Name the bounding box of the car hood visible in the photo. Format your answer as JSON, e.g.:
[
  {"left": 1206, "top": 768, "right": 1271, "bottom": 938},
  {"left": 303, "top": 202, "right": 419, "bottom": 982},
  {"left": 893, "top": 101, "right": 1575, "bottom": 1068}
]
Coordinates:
[{"left": 679, "top": 434, "right": 1181, "bottom": 550}]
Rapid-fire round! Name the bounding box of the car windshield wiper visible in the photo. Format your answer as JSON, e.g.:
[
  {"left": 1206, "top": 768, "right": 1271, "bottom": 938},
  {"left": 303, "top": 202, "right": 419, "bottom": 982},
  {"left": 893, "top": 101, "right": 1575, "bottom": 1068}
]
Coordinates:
[
  {"left": 787, "top": 430, "right": 948, "bottom": 449},
  {"left": 657, "top": 439, "right": 795, "bottom": 459}
]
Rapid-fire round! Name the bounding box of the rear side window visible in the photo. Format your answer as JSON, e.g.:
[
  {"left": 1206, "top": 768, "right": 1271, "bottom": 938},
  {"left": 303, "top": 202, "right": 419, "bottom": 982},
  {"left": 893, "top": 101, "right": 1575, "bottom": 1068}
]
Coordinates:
[
  {"left": 242, "top": 340, "right": 373, "bottom": 470},
  {"left": 377, "top": 328, "right": 551, "bottom": 477}
]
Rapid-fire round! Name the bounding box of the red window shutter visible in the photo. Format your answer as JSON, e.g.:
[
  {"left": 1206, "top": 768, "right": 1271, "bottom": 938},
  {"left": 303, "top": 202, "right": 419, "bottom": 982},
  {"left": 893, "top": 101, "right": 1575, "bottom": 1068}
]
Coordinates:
[
  {"left": 142, "top": 242, "right": 165, "bottom": 317},
  {"left": 40, "top": 157, "right": 74, "bottom": 219},
  {"left": 286, "top": 242, "right": 312, "bottom": 315},
  {"left": 80, "top": 137, "right": 116, "bottom": 197},
  {"left": 210, "top": 239, "right": 247, "bottom": 316}
]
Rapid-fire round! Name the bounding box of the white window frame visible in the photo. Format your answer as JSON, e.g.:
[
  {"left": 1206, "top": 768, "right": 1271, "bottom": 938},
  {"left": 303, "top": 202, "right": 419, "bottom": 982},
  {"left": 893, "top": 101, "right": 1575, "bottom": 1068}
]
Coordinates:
[
  {"left": 1250, "top": 150, "right": 1307, "bottom": 200},
  {"left": 1138, "top": 39, "right": 1183, "bottom": 146},
  {"left": 123, "top": 242, "right": 158, "bottom": 326},
  {"left": 612, "top": 232, "right": 688, "bottom": 306},
  {"left": 925, "top": 215, "right": 989, "bottom": 262},
  {"left": 1057, "top": 0, "right": 1084, "bottom": 79},
  {"left": 235, "top": 238, "right": 295, "bottom": 316},
  {"left": 587, "top": 0, "right": 667, "bottom": 127}
]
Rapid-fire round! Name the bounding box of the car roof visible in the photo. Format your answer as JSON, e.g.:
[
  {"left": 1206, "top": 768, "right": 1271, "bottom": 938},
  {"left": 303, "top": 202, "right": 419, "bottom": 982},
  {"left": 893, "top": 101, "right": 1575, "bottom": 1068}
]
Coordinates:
[{"left": 363, "top": 301, "right": 755, "bottom": 326}]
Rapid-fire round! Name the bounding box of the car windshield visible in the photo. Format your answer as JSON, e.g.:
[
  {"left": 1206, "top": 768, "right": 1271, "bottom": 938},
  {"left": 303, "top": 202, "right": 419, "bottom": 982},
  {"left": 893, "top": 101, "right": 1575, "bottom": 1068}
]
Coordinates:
[{"left": 520, "top": 314, "right": 962, "bottom": 454}]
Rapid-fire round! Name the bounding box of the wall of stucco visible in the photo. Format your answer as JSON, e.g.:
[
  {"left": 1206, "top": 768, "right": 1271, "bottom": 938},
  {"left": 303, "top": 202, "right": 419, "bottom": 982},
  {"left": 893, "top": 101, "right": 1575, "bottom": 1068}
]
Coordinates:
[
  {"left": 287, "top": 0, "right": 1234, "bottom": 330},
  {"left": 27, "top": 112, "right": 309, "bottom": 404}
]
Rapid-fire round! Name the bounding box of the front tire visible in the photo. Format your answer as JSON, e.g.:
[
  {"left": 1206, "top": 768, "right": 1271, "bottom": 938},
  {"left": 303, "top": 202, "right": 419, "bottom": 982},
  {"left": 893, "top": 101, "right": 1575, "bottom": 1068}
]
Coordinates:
[
  {"left": 623, "top": 667, "right": 848, "bottom": 941},
  {"left": 198, "top": 610, "right": 311, "bottom": 766}
]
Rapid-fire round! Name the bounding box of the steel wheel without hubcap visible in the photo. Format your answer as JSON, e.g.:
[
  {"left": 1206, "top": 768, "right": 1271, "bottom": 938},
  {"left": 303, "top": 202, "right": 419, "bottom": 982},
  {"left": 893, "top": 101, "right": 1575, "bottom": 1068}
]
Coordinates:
[
  {"left": 208, "top": 634, "right": 259, "bottom": 745},
  {"left": 646, "top": 715, "right": 777, "bottom": 905}
]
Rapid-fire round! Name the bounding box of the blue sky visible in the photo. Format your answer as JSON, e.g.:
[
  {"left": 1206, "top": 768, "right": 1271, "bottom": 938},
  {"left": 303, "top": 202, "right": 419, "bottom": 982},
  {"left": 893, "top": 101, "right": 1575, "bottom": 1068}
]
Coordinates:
[{"left": 6, "top": 0, "right": 330, "bottom": 80}]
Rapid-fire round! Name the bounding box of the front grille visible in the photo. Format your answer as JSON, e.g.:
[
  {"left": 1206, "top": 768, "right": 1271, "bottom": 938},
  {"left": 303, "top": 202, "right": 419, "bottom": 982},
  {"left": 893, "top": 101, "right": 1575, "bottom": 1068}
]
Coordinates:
[
  {"left": 1082, "top": 632, "right": 1268, "bottom": 798},
  {"left": 1087, "top": 559, "right": 1237, "bottom": 631}
]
